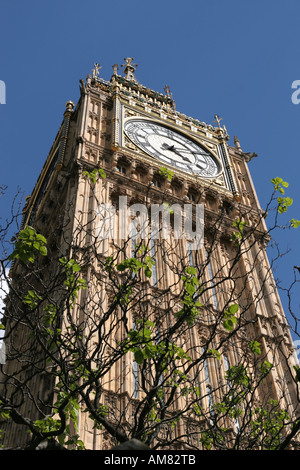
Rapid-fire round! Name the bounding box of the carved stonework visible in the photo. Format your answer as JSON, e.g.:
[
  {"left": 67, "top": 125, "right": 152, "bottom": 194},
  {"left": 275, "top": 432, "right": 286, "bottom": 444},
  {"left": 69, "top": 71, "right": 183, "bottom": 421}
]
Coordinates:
[{"left": 3, "top": 61, "right": 298, "bottom": 452}]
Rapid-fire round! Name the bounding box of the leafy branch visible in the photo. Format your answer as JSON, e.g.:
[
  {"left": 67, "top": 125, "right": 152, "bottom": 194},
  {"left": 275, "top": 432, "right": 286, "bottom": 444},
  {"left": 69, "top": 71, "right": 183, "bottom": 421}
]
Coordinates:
[{"left": 271, "top": 177, "right": 300, "bottom": 227}]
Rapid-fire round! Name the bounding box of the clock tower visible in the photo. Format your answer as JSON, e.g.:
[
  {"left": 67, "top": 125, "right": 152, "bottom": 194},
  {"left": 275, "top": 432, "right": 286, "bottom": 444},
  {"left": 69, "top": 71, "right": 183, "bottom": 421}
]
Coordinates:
[{"left": 2, "top": 59, "right": 299, "bottom": 450}]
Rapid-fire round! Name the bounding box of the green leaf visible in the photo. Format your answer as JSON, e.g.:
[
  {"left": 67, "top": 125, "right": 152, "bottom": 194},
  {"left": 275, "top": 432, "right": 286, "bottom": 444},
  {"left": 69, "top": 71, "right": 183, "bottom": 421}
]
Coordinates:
[
  {"left": 290, "top": 218, "right": 300, "bottom": 228},
  {"left": 223, "top": 304, "right": 239, "bottom": 331},
  {"left": 144, "top": 266, "right": 152, "bottom": 278},
  {"left": 83, "top": 168, "right": 106, "bottom": 183},
  {"left": 186, "top": 266, "right": 197, "bottom": 276},
  {"left": 207, "top": 349, "right": 221, "bottom": 360},
  {"left": 286, "top": 197, "right": 293, "bottom": 206},
  {"left": 223, "top": 318, "right": 235, "bottom": 331},
  {"left": 249, "top": 340, "right": 261, "bottom": 355},
  {"left": 293, "top": 365, "right": 300, "bottom": 382},
  {"left": 271, "top": 178, "right": 296, "bottom": 216},
  {"left": 260, "top": 360, "right": 273, "bottom": 375},
  {"left": 159, "top": 166, "right": 174, "bottom": 182},
  {"left": 134, "top": 349, "right": 144, "bottom": 365},
  {"left": 227, "top": 304, "right": 238, "bottom": 315},
  {"left": 23, "top": 290, "right": 42, "bottom": 309},
  {"left": 9, "top": 226, "right": 48, "bottom": 263},
  {"left": 185, "top": 282, "right": 196, "bottom": 296},
  {"left": 116, "top": 263, "right": 127, "bottom": 272},
  {"left": 271, "top": 177, "right": 283, "bottom": 189}
]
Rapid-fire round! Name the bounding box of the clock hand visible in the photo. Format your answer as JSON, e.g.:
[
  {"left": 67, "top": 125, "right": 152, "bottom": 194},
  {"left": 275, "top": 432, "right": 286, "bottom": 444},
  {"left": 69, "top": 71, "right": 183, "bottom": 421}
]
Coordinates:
[
  {"left": 161, "top": 143, "right": 207, "bottom": 170},
  {"left": 162, "top": 143, "right": 200, "bottom": 158},
  {"left": 169, "top": 147, "right": 207, "bottom": 157},
  {"left": 161, "top": 143, "right": 175, "bottom": 151},
  {"left": 162, "top": 143, "right": 191, "bottom": 163},
  {"left": 168, "top": 147, "right": 208, "bottom": 169},
  {"left": 161, "top": 143, "right": 192, "bottom": 162}
]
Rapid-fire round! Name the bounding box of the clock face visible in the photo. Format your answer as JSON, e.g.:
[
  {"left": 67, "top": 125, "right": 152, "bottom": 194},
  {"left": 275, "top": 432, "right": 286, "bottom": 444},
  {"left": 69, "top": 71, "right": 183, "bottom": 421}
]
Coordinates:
[{"left": 124, "top": 119, "right": 221, "bottom": 178}]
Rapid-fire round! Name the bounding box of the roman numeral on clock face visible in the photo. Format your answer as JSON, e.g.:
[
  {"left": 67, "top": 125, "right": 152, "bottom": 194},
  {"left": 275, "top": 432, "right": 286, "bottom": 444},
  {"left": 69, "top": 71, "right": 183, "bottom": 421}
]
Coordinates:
[{"left": 124, "top": 119, "right": 221, "bottom": 178}]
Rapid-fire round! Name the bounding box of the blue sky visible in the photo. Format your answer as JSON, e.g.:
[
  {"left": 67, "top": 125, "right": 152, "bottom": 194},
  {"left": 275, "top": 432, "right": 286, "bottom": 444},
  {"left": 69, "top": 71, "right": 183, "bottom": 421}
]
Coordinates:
[{"left": 0, "top": 0, "right": 299, "bottom": 336}]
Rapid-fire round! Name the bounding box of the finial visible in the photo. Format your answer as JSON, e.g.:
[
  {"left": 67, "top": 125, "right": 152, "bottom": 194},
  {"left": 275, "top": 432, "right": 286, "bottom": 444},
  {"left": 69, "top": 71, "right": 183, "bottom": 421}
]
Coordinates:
[
  {"left": 164, "top": 85, "right": 171, "bottom": 97},
  {"left": 213, "top": 114, "right": 223, "bottom": 128},
  {"left": 92, "top": 62, "right": 102, "bottom": 79},
  {"left": 234, "top": 136, "right": 242, "bottom": 151},
  {"left": 112, "top": 64, "right": 119, "bottom": 75},
  {"left": 65, "top": 101, "right": 75, "bottom": 112},
  {"left": 121, "top": 57, "right": 138, "bottom": 80},
  {"left": 164, "top": 85, "right": 174, "bottom": 101},
  {"left": 164, "top": 85, "right": 176, "bottom": 110}
]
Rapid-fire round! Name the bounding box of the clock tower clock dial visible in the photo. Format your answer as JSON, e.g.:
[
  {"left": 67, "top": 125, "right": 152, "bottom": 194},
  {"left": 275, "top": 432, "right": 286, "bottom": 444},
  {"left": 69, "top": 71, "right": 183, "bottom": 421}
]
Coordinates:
[{"left": 124, "top": 119, "right": 221, "bottom": 178}]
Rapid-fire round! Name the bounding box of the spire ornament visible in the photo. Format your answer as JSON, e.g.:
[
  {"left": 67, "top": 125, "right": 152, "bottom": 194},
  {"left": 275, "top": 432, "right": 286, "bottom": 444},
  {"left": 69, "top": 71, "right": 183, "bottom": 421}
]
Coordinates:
[
  {"left": 92, "top": 62, "right": 102, "bottom": 80},
  {"left": 234, "top": 136, "right": 242, "bottom": 151},
  {"left": 164, "top": 85, "right": 172, "bottom": 99},
  {"left": 121, "top": 58, "right": 138, "bottom": 81},
  {"left": 164, "top": 85, "right": 176, "bottom": 111},
  {"left": 213, "top": 114, "right": 223, "bottom": 128},
  {"left": 213, "top": 114, "right": 229, "bottom": 138},
  {"left": 112, "top": 64, "right": 119, "bottom": 75}
]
